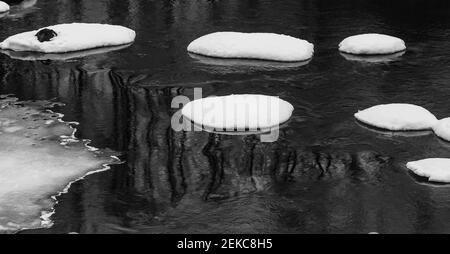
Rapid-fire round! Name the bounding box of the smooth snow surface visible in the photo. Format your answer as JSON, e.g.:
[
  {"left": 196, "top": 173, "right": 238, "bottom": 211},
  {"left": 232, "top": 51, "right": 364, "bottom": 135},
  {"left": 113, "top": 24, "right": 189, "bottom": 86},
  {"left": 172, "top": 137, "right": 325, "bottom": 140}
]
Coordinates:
[
  {"left": 0, "top": 96, "right": 118, "bottom": 233},
  {"left": 0, "top": 23, "right": 135, "bottom": 53},
  {"left": 0, "top": 1, "right": 9, "bottom": 13},
  {"left": 407, "top": 158, "right": 450, "bottom": 183},
  {"left": 354, "top": 104, "right": 437, "bottom": 131},
  {"left": 187, "top": 32, "right": 314, "bottom": 62},
  {"left": 339, "top": 33, "right": 406, "bottom": 55},
  {"left": 432, "top": 118, "right": 450, "bottom": 142},
  {"left": 181, "top": 94, "right": 294, "bottom": 131}
]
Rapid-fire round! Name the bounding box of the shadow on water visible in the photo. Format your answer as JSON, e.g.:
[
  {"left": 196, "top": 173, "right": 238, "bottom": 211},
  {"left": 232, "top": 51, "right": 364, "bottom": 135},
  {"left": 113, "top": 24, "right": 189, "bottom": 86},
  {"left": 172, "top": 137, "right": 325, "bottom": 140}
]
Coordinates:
[
  {"left": 188, "top": 53, "right": 312, "bottom": 72},
  {"left": 340, "top": 51, "right": 406, "bottom": 64},
  {"left": 1, "top": 0, "right": 450, "bottom": 233},
  {"left": 0, "top": 44, "right": 133, "bottom": 61}
]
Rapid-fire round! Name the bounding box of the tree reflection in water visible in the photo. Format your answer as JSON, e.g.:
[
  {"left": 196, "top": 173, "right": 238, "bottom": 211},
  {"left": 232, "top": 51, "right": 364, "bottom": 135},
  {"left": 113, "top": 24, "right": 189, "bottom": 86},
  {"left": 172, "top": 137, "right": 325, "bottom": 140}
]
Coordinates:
[
  {"left": 0, "top": 56, "right": 399, "bottom": 233},
  {"left": 1, "top": 0, "right": 450, "bottom": 234}
]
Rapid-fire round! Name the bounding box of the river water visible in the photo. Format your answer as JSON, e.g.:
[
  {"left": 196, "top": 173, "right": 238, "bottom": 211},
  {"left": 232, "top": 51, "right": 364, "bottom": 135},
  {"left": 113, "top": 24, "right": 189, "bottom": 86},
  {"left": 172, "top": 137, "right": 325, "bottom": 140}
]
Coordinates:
[{"left": 1, "top": 0, "right": 450, "bottom": 233}]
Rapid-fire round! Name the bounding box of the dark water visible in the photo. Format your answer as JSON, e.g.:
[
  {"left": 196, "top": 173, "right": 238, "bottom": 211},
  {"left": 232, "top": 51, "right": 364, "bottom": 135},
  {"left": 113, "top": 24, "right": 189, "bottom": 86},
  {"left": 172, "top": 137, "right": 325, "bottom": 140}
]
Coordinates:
[{"left": 1, "top": 0, "right": 450, "bottom": 233}]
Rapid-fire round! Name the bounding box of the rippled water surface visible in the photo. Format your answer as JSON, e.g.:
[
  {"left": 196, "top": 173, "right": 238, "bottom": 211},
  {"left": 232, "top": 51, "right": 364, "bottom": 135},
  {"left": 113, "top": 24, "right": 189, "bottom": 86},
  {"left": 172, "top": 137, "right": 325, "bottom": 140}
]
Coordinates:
[{"left": 1, "top": 0, "right": 450, "bottom": 233}]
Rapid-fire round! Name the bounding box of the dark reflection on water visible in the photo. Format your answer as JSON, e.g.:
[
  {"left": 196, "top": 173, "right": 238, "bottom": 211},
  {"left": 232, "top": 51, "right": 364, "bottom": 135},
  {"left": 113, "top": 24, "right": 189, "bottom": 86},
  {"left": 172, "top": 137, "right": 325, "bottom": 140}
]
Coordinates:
[{"left": 1, "top": 0, "right": 450, "bottom": 233}]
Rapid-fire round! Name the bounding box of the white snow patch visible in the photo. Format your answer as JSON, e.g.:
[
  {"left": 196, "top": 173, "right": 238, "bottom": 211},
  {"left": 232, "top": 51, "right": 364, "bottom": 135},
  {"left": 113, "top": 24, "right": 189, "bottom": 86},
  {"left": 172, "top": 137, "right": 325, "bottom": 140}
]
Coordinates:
[
  {"left": 0, "top": 23, "right": 135, "bottom": 53},
  {"left": 181, "top": 94, "right": 294, "bottom": 132},
  {"left": 354, "top": 103, "right": 437, "bottom": 131},
  {"left": 339, "top": 33, "right": 406, "bottom": 55},
  {"left": 0, "top": 1, "right": 9, "bottom": 13},
  {"left": 0, "top": 96, "right": 119, "bottom": 233},
  {"left": 187, "top": 32, "right": 314, "bottom": 62},
  {"left": 407, "top": 158, "right": 450, "bottom": 183},
  {"left": 432, "top": 117, "right": 450, "bottom": 142}
]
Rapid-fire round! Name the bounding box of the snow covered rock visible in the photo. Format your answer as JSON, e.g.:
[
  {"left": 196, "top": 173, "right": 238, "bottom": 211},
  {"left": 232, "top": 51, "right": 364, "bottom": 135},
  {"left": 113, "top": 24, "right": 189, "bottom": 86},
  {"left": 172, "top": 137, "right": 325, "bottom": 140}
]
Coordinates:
[
  {"left": 0, "top": 23, "right": 135, "bottom": 53},
  {"left": 181, "top": 94, "right": 294, "bottom": 132},
  {"left": 407, "top": 158, "right": 450, "bottom": 183},
  {"left": 0, "top": 1, "right": 9, "bottom": 13},
  {"left": 187, "top": 32, "right": 314, "bottom": 62},
  {"left": 354, "top": 104, "right": 437, "bottom": 131},
  {"left": 0, "top": 96, "right": 118, "bottom": 233},
  {"left": 432, "top": 117, "right": 450, "bottom": 142},
  {"left": 339, "top": 33, "right": 406, "bottom": 55}
]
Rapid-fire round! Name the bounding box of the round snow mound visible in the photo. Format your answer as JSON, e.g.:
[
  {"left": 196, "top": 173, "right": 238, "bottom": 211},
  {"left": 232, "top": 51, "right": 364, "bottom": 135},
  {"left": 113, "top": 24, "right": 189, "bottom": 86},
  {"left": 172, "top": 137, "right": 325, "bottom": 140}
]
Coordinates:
[
  {"left": 187, "top": 32, "right": 314, "bottom": 62},
  {"left": 0, "top": 1, "right": 9, "bottom": 13},
  {"left": 339, "top": 33, "right": 406, "bottom": 55},
  {"left": 181, "top": 94, "right": 294, "bottom": 131},
  {"left": 354, "top": 103, "right": 437, "bottom": 131},
  {"left": 407, "top": 158, "right": 450, "bottom": 183},
  {"left": 432, "top": 117, "right": 450, "bottom": 142},
  {"left": 0, "top": 23, "right": 136, "bottom": 53}
]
